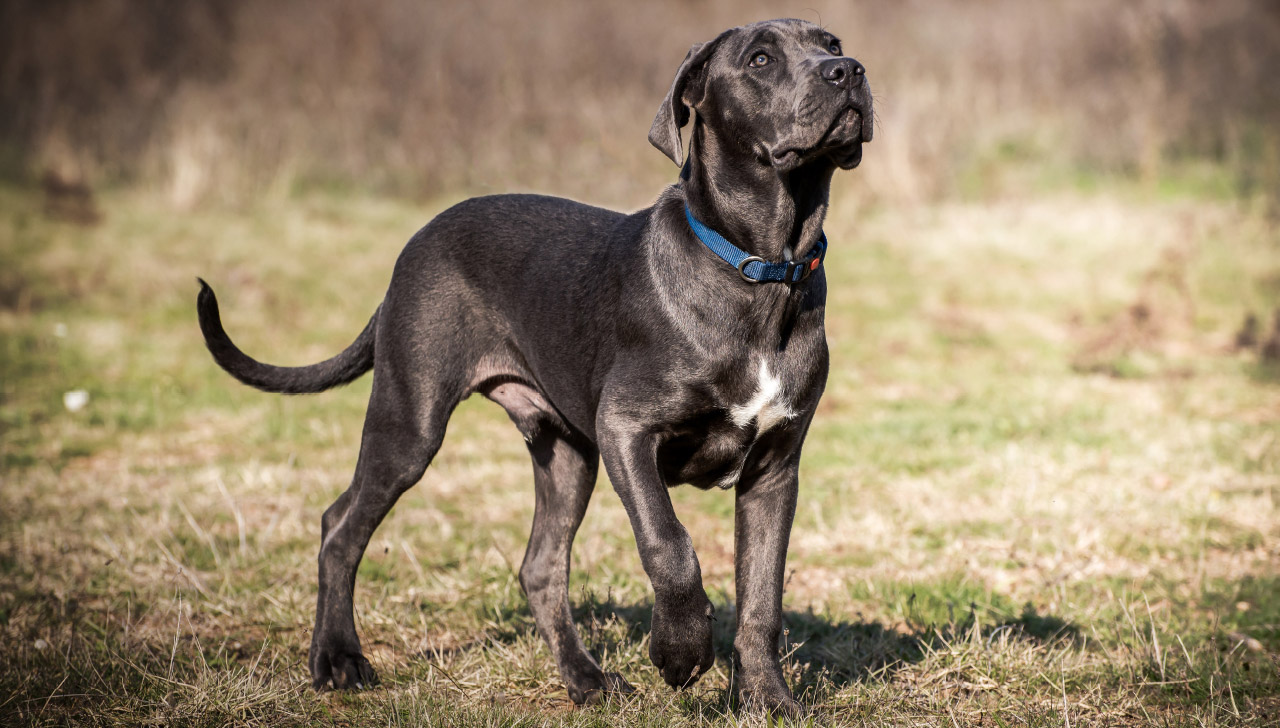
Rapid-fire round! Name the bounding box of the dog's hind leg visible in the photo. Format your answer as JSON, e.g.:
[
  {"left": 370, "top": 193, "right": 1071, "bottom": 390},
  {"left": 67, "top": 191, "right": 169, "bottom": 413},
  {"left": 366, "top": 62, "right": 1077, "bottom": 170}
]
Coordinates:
[
  {"left": 519, "top": 427, "right": 636, "bottom": 705},
  {"left": 309, "top": 371, "right": 460, "bottom": 691}
]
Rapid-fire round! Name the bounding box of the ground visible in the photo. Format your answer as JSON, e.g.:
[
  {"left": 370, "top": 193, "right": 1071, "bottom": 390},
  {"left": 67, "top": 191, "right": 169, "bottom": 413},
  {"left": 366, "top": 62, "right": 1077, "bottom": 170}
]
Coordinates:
[{"left": 1, "top": 177, "right": 1277, "bottom": 726}]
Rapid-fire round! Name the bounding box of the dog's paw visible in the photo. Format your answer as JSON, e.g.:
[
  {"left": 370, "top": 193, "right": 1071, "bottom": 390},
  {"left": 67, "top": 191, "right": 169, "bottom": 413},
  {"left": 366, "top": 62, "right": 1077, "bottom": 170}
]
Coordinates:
[
  {"left": 649, "top": 593, "right": 716, "bottom": 689},
  {"left": 568, "top": 670, "right": 637, "bottom": 706},
  {"left": 310, "top": 642, "right": 379, "bottom": 691},
  {"left": 739, "top": 684, "right": 805, "bottom": 721}
]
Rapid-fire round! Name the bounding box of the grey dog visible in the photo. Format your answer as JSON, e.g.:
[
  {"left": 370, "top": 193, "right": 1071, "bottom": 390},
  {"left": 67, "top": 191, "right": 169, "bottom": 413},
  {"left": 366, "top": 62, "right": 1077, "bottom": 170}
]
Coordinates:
[{"left": 196, "top": 18, "right": 872, "bottom": 716}]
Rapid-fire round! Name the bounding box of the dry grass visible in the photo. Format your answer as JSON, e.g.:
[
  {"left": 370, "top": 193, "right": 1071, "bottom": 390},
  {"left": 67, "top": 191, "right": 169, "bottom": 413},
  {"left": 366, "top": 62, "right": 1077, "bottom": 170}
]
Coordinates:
[
  {"left": 1, "top": 170, "right": 1278, "bottom": 725},
  {"left": 3, "top": 5, "right": 1279, "bottom": 724}
]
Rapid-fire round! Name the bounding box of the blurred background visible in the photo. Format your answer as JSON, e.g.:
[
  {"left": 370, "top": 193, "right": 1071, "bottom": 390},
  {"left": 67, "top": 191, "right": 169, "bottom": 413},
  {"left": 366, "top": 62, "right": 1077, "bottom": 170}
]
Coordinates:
[
  {"left": 3, "top": 0, "right": 1279, "bottom": 209},
  {"left": 3, "top": 2, "right": 1280, "bottom": 725}
]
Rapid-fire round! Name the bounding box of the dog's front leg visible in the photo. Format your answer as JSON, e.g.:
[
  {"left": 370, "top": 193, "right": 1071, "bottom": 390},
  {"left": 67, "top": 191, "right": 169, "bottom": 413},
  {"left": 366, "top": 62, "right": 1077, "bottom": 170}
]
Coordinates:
[
  {"left": 597, "top": 420, "right": 715, "bottom": 690},
  {"left": 732, "top": 461, "right": 803, "bottom": 718}
]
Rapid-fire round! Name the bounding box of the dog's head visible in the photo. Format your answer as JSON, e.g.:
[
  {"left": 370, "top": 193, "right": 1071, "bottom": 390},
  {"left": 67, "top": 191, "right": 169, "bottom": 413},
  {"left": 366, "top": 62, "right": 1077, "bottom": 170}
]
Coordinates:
[{"left": 650, "top": 19, "right": 873, "bottom": 173}]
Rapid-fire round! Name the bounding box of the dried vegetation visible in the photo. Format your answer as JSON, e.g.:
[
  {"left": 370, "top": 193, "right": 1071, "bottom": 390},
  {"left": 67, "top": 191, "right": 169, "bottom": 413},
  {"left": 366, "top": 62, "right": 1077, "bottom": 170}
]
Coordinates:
[{"left": 2, "top": 1, "right": 1279, "bottom": 726}]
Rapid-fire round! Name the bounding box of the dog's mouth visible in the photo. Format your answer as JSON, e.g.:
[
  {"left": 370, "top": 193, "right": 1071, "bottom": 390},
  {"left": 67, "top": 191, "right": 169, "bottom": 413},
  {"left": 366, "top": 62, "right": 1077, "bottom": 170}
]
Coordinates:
[
  {"left": 827, "top": 106, "right": 864, "bottom": 141},
  {"left": 770, "top": 105, "right": 872, "bottom": 172},
  {"left": 822, "top": 107, "right": 868, "bottom": 169},
  {"left": 829, "top": 142, "right": 863, "bottom": 170}
]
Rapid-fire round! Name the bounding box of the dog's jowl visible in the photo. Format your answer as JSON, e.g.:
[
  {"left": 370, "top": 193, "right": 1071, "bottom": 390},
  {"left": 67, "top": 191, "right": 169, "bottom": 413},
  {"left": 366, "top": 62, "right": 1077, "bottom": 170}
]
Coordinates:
[{"left": 197, "top": 18, "right": 872, "bottom": 717}]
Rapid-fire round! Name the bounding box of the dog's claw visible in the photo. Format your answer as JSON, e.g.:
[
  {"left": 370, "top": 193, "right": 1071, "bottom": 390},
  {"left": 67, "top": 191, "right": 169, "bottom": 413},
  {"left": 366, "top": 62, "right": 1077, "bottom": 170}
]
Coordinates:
[
  {"left": 312, "top": 645, "right": 380, "bottom": 692},
  {"left": 740, "top": 689, "right": 805, "bottom": 720},
  {"left": 568, "top": 670, "right": 637, "bottom": 706}
]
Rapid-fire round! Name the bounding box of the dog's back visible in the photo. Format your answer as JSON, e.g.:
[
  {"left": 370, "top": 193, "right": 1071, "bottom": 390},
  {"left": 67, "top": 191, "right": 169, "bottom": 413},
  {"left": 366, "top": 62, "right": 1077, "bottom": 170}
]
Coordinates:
[{"left": 384, "top": 194, "right": 647, "bottom": 423}]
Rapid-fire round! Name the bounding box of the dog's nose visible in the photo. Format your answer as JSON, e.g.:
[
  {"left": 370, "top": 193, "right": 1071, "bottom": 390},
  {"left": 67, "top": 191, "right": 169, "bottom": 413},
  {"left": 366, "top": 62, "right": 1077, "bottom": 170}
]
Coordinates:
[{"left": 820, "top": 57, "right": 865, "bottom": 89}]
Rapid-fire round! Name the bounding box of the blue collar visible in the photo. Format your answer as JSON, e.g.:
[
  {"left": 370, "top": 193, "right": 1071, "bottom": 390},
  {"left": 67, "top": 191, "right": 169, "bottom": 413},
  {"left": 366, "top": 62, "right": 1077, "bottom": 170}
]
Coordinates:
[{"left": 684, "top": 206, "right": 827, "bottom": 284}]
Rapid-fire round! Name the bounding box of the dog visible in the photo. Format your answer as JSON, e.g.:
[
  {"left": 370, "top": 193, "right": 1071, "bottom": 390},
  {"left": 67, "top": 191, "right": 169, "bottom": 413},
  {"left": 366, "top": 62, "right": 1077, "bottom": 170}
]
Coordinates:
[{"left": 197, "top": 18, "right": 871, "bottom": 716}]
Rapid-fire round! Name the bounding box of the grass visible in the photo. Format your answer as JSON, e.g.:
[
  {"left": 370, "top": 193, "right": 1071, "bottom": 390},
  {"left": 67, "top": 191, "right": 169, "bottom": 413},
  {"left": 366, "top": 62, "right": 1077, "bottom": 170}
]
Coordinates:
[{"left": 1, "top": 176, "right": 1278, "bottom": 726}]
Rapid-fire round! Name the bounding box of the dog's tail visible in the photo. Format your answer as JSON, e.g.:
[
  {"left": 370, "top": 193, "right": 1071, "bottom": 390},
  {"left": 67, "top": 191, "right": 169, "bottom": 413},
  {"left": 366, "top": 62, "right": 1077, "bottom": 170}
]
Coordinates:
[{"left": 196, "top": 278, "right": 377, "bottom": 394}]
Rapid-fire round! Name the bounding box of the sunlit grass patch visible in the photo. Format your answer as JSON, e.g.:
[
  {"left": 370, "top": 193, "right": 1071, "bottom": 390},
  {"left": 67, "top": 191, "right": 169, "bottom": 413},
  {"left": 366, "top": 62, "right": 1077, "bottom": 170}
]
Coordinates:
[{"left": 2, "top": 182, "right": 1278, "bottom": 725}]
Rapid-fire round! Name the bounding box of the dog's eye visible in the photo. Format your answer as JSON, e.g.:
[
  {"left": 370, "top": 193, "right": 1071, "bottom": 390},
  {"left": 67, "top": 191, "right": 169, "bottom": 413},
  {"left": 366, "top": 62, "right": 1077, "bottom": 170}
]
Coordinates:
[
  {"left": 829, "top": 41, "right": 842, "bottom": 55},
  {"left": 749, "top": 52, "right": 771, "bottom": 68}
]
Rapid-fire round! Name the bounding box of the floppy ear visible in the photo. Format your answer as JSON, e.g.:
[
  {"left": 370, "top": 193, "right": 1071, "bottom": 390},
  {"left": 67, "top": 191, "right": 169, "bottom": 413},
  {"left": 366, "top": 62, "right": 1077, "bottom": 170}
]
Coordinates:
[{"left": 648, "top": 37, "right": 724, "bottom": 166}]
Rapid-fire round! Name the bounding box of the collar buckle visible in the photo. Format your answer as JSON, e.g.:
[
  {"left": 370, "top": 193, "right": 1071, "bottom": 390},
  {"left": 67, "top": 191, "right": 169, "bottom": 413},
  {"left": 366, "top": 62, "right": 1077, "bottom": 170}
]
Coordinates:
[
  {"left": 783, "top": 260, "right": 811, "bottom": 283},
  {"left": 686, "top": 205, "right": 828, "bottom": 286}
]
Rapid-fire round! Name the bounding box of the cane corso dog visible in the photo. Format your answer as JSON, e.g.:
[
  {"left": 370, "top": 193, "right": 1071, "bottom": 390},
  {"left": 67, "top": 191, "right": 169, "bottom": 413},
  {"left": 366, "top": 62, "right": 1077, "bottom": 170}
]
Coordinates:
[{"left": 196, "top": 18, "right": 872, "bottom": 716}]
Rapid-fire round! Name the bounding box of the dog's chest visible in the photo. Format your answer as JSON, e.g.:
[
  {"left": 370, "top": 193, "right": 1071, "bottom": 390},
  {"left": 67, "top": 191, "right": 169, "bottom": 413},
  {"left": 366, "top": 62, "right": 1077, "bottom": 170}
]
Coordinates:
[
  {"left": 728, "top": 361, "right": 796, "bottom": 435},
  {"left": 658, "top": 357, "right": 802, "bottom": 490}
]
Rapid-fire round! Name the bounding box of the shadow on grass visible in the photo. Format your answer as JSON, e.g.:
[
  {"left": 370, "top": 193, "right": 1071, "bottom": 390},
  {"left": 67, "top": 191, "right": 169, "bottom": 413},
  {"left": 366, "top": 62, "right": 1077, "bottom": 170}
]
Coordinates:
[
  {"left": 784, "top": 602, "right": 1079, "bottom": 695},
  {"left": 443, "top": 589, "right": 1078, "bottom": 703}
]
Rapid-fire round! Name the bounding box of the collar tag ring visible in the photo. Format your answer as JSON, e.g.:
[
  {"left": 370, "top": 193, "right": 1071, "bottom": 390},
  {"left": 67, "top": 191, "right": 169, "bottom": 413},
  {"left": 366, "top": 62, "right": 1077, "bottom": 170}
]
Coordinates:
[{"left": 737, "top": 256, "right": 765, "bottom": 283}]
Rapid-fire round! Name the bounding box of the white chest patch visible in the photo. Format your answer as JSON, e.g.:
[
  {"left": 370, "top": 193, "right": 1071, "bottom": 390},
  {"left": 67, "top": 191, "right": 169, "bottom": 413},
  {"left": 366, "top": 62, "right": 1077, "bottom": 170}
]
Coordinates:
[{"left": 729, "top": 362, "right": 796, "bottom": 433}]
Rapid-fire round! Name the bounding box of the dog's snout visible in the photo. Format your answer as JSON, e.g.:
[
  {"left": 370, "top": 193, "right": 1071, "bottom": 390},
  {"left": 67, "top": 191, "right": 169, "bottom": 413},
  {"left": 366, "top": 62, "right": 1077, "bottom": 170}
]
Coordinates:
[{"left": 820, "top": 57, "right": 865, "bottom": 89}]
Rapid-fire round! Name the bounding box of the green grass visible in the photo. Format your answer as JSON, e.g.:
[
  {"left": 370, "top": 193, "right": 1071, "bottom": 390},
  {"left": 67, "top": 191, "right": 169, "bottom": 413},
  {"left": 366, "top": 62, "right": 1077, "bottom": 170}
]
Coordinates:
[{"left": 1, "top": 179, "right": 1278, "bottom": 726}]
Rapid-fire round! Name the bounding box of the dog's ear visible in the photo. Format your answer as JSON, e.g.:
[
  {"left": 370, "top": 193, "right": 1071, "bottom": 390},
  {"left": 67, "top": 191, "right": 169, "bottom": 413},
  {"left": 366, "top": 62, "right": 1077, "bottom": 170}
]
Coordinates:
[{"left": 649, "top": 36, "right": 724, "bottom": 166}]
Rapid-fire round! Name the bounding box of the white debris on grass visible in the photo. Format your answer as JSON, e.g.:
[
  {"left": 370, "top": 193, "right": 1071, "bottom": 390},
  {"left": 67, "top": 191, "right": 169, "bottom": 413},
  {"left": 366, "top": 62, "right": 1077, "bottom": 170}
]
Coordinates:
[{"left": 63, "top": 389, "right": 89, "bottom": 412}]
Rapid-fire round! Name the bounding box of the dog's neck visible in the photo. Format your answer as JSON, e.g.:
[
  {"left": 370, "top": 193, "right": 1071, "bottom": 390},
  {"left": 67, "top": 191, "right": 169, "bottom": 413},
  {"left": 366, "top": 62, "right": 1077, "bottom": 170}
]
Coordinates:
[{"left": 680, "top": 121, "right": 833, "bottom": 263}]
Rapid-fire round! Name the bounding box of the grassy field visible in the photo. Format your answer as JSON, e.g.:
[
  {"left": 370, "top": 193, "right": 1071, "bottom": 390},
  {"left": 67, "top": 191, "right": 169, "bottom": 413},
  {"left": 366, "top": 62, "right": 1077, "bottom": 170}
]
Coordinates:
[{"left": 1, "top": 174, "right": 1278, "bottom": 726}]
